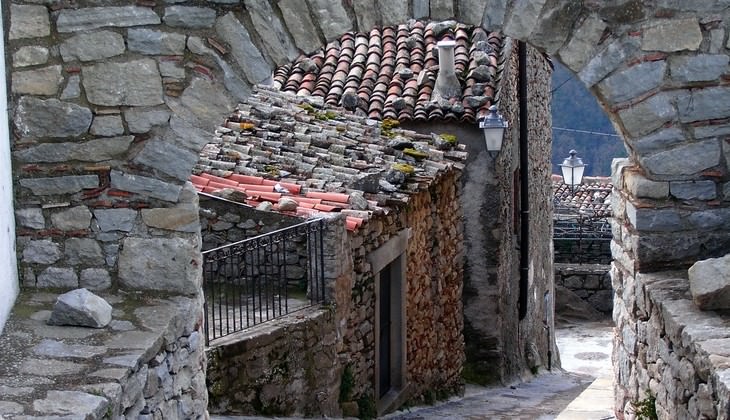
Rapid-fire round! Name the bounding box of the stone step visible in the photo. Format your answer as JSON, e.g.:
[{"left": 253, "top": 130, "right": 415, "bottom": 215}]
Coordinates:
[{"left": 555, "top": 376, "right": 615, "bottom": 420}]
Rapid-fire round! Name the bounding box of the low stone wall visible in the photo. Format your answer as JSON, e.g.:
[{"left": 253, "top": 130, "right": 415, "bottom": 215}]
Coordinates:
[
  {"left": 555, "top": 263, "right": 612, "bottom": 314},
  {"left": 0, "top": 291, "right": 207, "bottom": 419},
  {"left": 612, "top": 268, "right": 730, "bottom": 419},
  {"left": 206, "top": 308, "right": 340, "bottom": 416}
]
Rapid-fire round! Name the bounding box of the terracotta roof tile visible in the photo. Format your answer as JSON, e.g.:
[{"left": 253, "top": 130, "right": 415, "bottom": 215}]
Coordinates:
[
  {"left": 552, "top": 175, "right": 613, "bottom": 218},
  {"left": 194, "top": 87, "right": 468, "bottom": 231}
]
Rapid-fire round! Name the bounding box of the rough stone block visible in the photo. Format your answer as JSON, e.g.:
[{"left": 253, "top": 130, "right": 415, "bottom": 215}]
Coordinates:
[
  {"left": 629, "top": 127, "right": 685, "bottom": 154},
  {"left": 598, "top": 61, "right": 666, "bottom": 104},
  {"left": 56, "top": 6, "right": 160, "bottom": 32},
  {"left": 670, "top": 180, "right": 717, "bottom": 200},
  {"left": 611, "top": 158, "right": 631, "bottom": 188},
  {"left": 48, "top": 288, "right": 112, "bottom": 328},
  {"left": 128, "top": 29, "right": 186, "bottom": 56},
  {"left": 430, "top": 0, "right": 455, "bottom": 20},
  {"left": 15, "top": 136, "right": 134, "bottom": 164},
  {"left": 60, "top": 31, "right": 126, "bottom": 62},
  {"left": 617, "top": 92, "right": 675, "bottom": 138},
  {"left": 110, "top": 170, "right": 182, "bottom": 202},
  {"left": 626, "top": 202, "right": 683, "bottom": 233},
  {"left": 163, "top": 6, "right": 216, "bottom": 28},
  {"left": 16, "top": 208, "right": 45, "bottom": 229},
  {"left": 623, "top": 170, "right": 669, "bottom": 199},
  {"left": 724, "top": 182, "right": 730, "bottom": 201},
  {"left": 19, "top": 175, "right": 98, "bottom": 196},
  {"left": 245, "top": 0, "right": 299, "bottom": 65},
  {"left": 65, "top": 238, "right": 104, "bottom": 265},
  {"left": 308, "top": 0, "right": 353, "bottom": 41},
  {"left": 83, "top": 59, "right": 163, "bottom": 106},
  {"left": 503, "top": 0, "right": 547, "bottom": 41},
  {"left": 13, "top": 46, "right": 49, "bottom": 68},
  {"left": 90, "top": 115, "right": 125, "bottom": 137},
  {"left": 133, "top": 139, "right": 199, "bottom": 181},
  {"left": 80, "top": 268, "right": 112, "bottom": 291},
  {"left": 37, "top": 267, "right": 79, "bottom": 289},
  {"left": 93, "top": 208, "right": 138, "bottom": 232},
  {"left": 350, "top": 0, "right": 377, "bottom": 30},
  {"left": 14, "top": 97, "right": 92, "bottom": 138},
  {"left": 215, "top": 13, "right": 272, "bottom": 85},
  {"left": 688, "top": 254, "right": 730, "bottom": 310},
  {"left": 642, "top": 18, "right": 702, "bottom": 52},
  {"left": 677, "top": 86, "right": 730, "bottom": 123},
  {"left": 12, "top": 65, "right": 63, "bottom": 96},
  {"left": 118, "top": 237, "right": 201, "bottom": 294},
  {"left": 159, "top": 61, "right": 186, "bottom": 80},
  {"left": 61, "top": 75, "right": 81, "bottom": 100},
  {"left": 579, "top": 35, "right": 641, "bottom": 87},
  {"left": 51, "top": 206, "right": 92, "bottom": 231},
  {"left": 558, "top": 15, "right": 607, "bottom": 72},
  {"left": 22, "top": 240, "right": 61, "bottom": 265},
  {"left": 9, "top": 4, "right": 50, "bottom": 40},
  {"left": 670, "top": 54, "right": 729, "bottom": 83},
  {"left": 482, "top": 0, "right": 508, "bottom": 30},
  {"left": 457, "top": 0, "right": 487, "bottom": 26},
  {"left": 141, "top": 205, "right": 200, "bottom": 233},
  {"left": 640, "top": 139, "right": 721, "bottom": 177},
  {"left": 124, "top": 108, "right": 171, "bottom": 133},
  {"left": 528, "top": 0, "right": 583, "bottom": 54},
  {"left": 412, "top": 0, "right": 430, "bottom": 19},
  {"left": 277, "top": 0, "right": 322, "bottom": 54}
]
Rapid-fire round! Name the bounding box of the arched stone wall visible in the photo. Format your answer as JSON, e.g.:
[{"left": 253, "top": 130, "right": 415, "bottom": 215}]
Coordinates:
[{"left": 5, "top": 0, "right": 730, "bottom": 416}]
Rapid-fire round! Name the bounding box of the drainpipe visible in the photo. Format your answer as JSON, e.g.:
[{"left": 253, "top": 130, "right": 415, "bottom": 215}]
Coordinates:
[
  {"left": 431, "top": 40, "right": 461, "bottom": 100},
  {"left": 518, "top": 41, "right": 529, "bottom": 321}
]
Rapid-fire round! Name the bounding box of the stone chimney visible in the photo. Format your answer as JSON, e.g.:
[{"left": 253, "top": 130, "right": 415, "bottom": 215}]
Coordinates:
[{"left": 431, "top": 39, "right": 461, "bottom": 101}]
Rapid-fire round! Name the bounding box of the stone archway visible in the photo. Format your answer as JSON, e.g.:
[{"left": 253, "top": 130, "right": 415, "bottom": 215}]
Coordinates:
[{"left": 5, "top": 1, "right": 730, "bottom": 417}]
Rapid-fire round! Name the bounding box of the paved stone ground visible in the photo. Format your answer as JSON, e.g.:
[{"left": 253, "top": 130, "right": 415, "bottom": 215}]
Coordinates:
[{"left": 211, "top": 318, "right": 615, "bottom": 420}]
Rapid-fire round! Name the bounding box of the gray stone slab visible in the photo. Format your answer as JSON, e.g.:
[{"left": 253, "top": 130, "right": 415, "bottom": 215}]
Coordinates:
[
  {"left": 642, "top": 18, "right": 702, "bottom": 52},
  {"left": 164, "top": 78, "right": 235, "bottom": 131},
  {"left": 50, "top": 206, "right": 92, "bottom": 231},
  {"left": 159, "top": 60, "right": 185, "bottom": 79},
  {"left": 105, "top": 330, "right": 161, "bottom": 351},
  {"left": 670, "top": 54, "right": 729, "bottom": 83},
  {"left": 64, "top": 238, "right": 104, "bottom": 265},
  {"left": 118, "top": 237, "right": 201, "bottom": 294},
  {"left": 48, "top": 288, "right": 112, "bottom": 328},
  {"left": 215, "top": 13, "right": 272, "bottom": 85},
  {"left": 670, "top": 180, "right": 717, "bottom": 200},
  {"left": 481, "top": 0, "right": 508, "bottom": 30},
  {"left": 15, "top": 136, "right": 133, "bottom": 163},
  {"left": 33, "top": 390, "right": 107, "bottom": 418},
  {"left": 351, "top": 0, "right": 377, "bottom": 30},
  {"left": 9, "top": 4, "right": 50, "bottom": 40},
  {"left": 128, "top": 29, "right": 186, "bottom": 56},
  {"left": 694, "top": 124, "right": 730, "bottom": 139},
  {"left": 103, "top": 353, "right": 142, "bottom": 369},
  {"left": 457, "top": 0, "right": 487, "bottom": 26},
  {"left": 413, "top": 0, "right": 430, "bottom": 19},
  {"left": 19, "top": 359, "right": 87, "bottom": 376},
  {"left": 0, "top": 385, "right": 33, "bottom": 397},
  {"left": 33, "top": 339, "right": 107, "bottom": 359},
  {"left": 93, "top": 208, "right": 138, "bottom": 233},
  {"left": 0, "top": 400, "right": 23, "bottom": 415},
  {"left": 60, "top": 31, "right": 126, "bottom": 62},
  {"left": 308, "top": 0, "right": 354, "bottom": 41},
  {"left": 14, "top": 97, "right": 92, "bottom": 139},
  {"left": 163, "top": 6, "right": 216, "bottom": 28},
  {"left": 90, "top": 115, "right": 125, "bottom": 137},
  {"left": 83, "top": 59, "right": 163, "bottom": 106},
  {"left": 12, "top": 65, "right": 63, "bottom": 96},
  {"left": 80, "top": 268, "right": 112, "bottom": 291},
  {"left": 597, "top": 60, "right": 666, "bottom": 104},
  {"left": 141, "top": 205, "right": 199, "bottom": 232},
  {"left": 579, "top": 35, "right": 641, "bottom": 87},
  {"left": 503, "top": 0, "right": 547, "bottom": 40},
  {"left": 90, "top": 368, "right": 129, "bottom": 381},
  {"left": 626, "top": 204, "right": 683, "bottom": 233},
  {"left": 22, "top": 240, "right": 61, "bottom": 264},
  {"left": 37, "top": 267, "right": 79, "bottom": 289},
  {"left": 60, "top": 75, "right": 81, "bottom": 100},
  {"left": 132, "top": 138, "right": 199, "bottom": 181},
  {"left": 57, "top": 6, "right": 160, "bottom": 32},
  {"left": 623, "top": 171, "right": 669, "bottom": 199},
  {"left": 16, "top": 208, "right": 45, "bottom": 229},
  {"left": 109, "top": 170, "right": 182, "bottom": 202},
  {"left": 640, "top": 139, "right": 721, "bottom": 177},
  {"left": 124, "top": 107, "right": 171, "bottom": 133},
  {"left": 13, "top": 46, "right": 49, "bottom": 67},
  {"left": 629, "top": 127, "right": 685, "bottom": 154},
  {"left": 658, "top": 0, "right": 730, "bottom": 11},
  {"left": 19, "top": 175, "right": 99, "bottom": 195},
  {"left": 430, "top": 0, "right": 455, "bottom": 20},
  {"left": 618, "top": 92, "right": 676, "bottom": 138},
  {"left": 689, "top": 254, "right": 730, "bottom": 310},
  {"left": 529, "top": 0, "right": 583, "bottom": 54},
  {"left": 277, "top": 0, "right": 322, "bottom": 54},
  {"left": 245, "top": 0, "right": 299, "bottom": 65},
  {"left": 677, "top": 86, "right": 730, "bottom": 123},
  {"left": 26, "top": 322, "right": 102, "bottom": 340}
]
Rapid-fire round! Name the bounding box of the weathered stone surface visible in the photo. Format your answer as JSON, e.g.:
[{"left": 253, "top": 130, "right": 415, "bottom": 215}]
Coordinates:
[
  {"left": 215, "top": 13, "right": 271, "bottom": 85},
  {"left": 629, "top": 127, "right": 685, "bottom": 154},
  {"left": 725, "top": 183, "right": 730, "bottom": 201},
  {"left": 642, "top": 18, "right": 702, "bottom": 52},
  {"left": 124, "top": 108, "right": 171, "bottom": 133},
  {"left": 688, "top": 254, "right": 730, "bottom": 310},
  {"left": 457, "top": 0, "right": 487, "bottom": 26},
  {"left": 598, "top": 61, "right": 666, "bottom": 104},
  {"left": 80, "top": 268, "right": 112, "bottom": 291},
  {"left": 16, "top": 208, "right": 45, "bottom": 229},
  {"left": 618, "top": 93, "right": 676, "bottom": 138},
  {"left": 245, "top": 0, "right": 299, "bottom": 65},
  {"left": 9, "top": 4, "right": 50, "bottom": 40},
  {"left": 14, "top": 97, "right": 92, "bottom": 138},
  {"left": 579, "top": 35, "right": 641, "bottom": 87},
  {"left": 163, "top": 6, "right": 216, "bottom": 28},
  {"left": 623, "top": 171, "right": 669, "bottom": 199},
  {"left": 670, "top": 180, "right": 717, "bottom": 200},
  {"left": 19, "top": 175, "right": 98, "bottom": 195},
  {"left": 20, "top": 359, "right": 86, "bottom": 376},
  {"left": 93, "top": 209, "right": 137, "bottom": 234},
  {"left": 33, "top": 339, "right": 107, "bottom": 359},
  {"left": 110, "top": 170, "right": 182, "bottom": 202},
  {"left": 13, "top": 46, "right": 49, "bottom": 67},
  {"left": 60, "top": 31, "right": 125, "bottom": 62},
  {"left": 308, "top": 0, "right": 353, "bottom": 41},
  {"left": 658, "top": 0, "right": 730, "bottom": 11},
  {"left": 482, "top": 0, "right": 508, "bottom": 30},
  {"left": 56, "top": 6, "right": 160, "bottom": 32},
  {"left": 351, "top": 0, "right": 377, "bottom": 30},
  {"left": 22, "top": 240, "right": 61, "bottom": 264},
  {"left": 133, "top": 139, "right": 199, "bottom": 181},
  {"left": 529, "top": 0, "right": 583, "bottom": 54},
  {"left": 0, "top": 401, "right": 23, "bottom": 414},
  {"left": 159, "top": 60, "right": 185, "bottom": 79},
  {"left": 128, "top": 29, "right": 186, "bottom": 56},
  {"left": 15, "top": 136, "right": 133, "bottom": 163},
  {"left": 12, "top": 65, "right": 63, "bottom": 96},
  {"left": 65, "top": 238, "right": 104, "bottom": 265},
  {"left": 710, "top": 28, "right": 725, "bottom": 54},
  {"left": 503, "top": 0, "right": 547, "bottom": 40},
  {"left": 51, "top": 206, "right": 92, "bottom": 231},
  {"left": 37, "top": 267, "right": 79, "bottom": 289},
  {"left": 168, "top": 116, "right": 215, "bottom": 152},
  {"left": 90, "top": 115, "right": 125, "bottom": 137},
  {"left": 670, "top": 54, "right": 729, "bottom": 83},
  {"left": 61, "top": 75, "right": 81, "bottom": 100},
  {"left": 430, "top": 0, "right": 455, "bottom": 20},
  {"left": 165, "top": 78, "right": 235, "bottom": 131},
  {"left": 33, "top": 390, "right": 107, "bottom": 417},
  {"left": 118, "top": 237, "right": 201, "bottom": 294},
  {"left": 141, "top": 205, "right": 199, "bottom": 232},
  {"left": 677, "top": 86, "right": 730, "bottom": 123},
  {"left": 640, "top": 140, "right": 721, "bottom": 177},
  {"left": 277, "top": 1, "right": 322, "bottom": 54},
  {"left": 625, "top": 203, "right": 682, "bottom": 233},
  {"left": 695, "top": 124, "right": 730, "bottom": 139},
  {"left": 83, "top": 59, "right": 163, "bottom": 106},
  {"left": 48, "top": 288, "right": 112, "bottom": 328}
]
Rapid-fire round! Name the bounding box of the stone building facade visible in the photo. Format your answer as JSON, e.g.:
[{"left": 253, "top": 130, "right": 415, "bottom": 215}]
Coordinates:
[{"left": 3, "top": 1, "right": 730, "bottom": 419}]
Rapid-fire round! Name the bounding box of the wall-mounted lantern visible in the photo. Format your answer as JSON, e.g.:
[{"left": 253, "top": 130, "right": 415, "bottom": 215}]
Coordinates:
[
  {"left": 559, "top": 149, "right": 587, "bottom": 194},
  {"left": 479, "top": 105, "right": 508, "bottom": 158}
]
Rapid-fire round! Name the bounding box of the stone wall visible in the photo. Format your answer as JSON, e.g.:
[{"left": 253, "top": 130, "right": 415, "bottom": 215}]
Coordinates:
[
  {"left": 554, "top": 263, "right": 612, "bottom": 314},
  {"left": 554, "top": 238, "right": 612, "bottom": 265}
]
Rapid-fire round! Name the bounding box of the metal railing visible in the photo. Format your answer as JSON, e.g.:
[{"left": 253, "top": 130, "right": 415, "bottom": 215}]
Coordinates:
[{"left": 202, "top": 218, "right": 326, "bottom": 345}]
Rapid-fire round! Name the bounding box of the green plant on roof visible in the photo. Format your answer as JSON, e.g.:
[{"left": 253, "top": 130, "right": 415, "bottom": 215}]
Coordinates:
[
  {"left": 441, "top": 133, "right": 457, "bottom": 144},
  {"left": 403, "top": 148, "right": 428, "bottom": 159},
  {"left": 264, "top": 165, "right": 280, "bottom": 176},
  {"left": 382, "top": 118, "right": 400, "bottom": 130},
  {"left": 298, "top": 102, "right": 316, "bottom": 113},
  {"left": 392, "top": 163, "right": 415, "bottom": 174}
]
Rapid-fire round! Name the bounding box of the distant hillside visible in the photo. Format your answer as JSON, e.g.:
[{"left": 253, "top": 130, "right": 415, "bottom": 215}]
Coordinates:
[{"left": 550, "top": 62, "right": 626, "bottom": 176}]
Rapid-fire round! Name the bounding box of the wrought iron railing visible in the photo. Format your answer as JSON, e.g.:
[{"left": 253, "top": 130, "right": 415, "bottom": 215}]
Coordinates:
[
  {"left": 202, "top": 218, "right": 326, "bottom": 345},
  {"left": 553, "top": 204, "right": 613, "bottom": 264}
]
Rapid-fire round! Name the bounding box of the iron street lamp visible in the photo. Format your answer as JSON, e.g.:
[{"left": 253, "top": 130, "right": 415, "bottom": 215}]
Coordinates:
[
  {"left": 559, "top": 149, "right": 587, "bottom": 194},
  {"left": 479, "top": 105, "right": 508, "bottom": 158}
]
